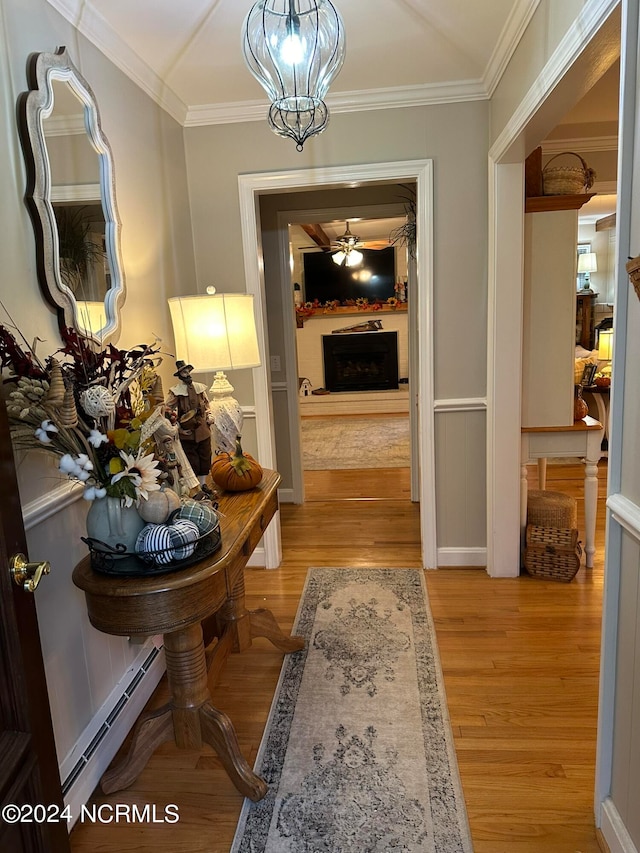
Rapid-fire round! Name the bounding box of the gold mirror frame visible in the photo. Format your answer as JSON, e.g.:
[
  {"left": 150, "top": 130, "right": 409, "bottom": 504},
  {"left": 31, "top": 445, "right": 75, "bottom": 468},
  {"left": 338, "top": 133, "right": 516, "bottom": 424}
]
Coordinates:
[{"left": 17, "top": 46, "right": 125, "bottom": 343}]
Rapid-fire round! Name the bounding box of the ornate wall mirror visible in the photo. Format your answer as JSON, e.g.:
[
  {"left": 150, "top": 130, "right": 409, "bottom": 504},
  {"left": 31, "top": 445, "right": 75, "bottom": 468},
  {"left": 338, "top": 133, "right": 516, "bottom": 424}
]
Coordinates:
[{"left": 17, "top": 46, "right": 125, "bottom": 342}]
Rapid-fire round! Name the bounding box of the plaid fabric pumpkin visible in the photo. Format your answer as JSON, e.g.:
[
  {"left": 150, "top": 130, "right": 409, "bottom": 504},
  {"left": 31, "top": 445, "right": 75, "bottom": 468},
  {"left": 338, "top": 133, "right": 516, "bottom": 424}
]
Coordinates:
[
  {"left": 176, "top": 499, "right": 219, "bottom": 535},
  {"left": 135, "top": 523, "right": 175, "bottom": 565},
  {"left": 168, "top": 519, "right": 200, "bottom": 560}
]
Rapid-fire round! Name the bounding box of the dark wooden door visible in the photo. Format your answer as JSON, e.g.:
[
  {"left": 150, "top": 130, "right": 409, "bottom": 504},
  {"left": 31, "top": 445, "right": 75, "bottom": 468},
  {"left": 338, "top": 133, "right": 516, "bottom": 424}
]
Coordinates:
[{"left": 0, "top": 394, "right": 70, "bottom": 851}]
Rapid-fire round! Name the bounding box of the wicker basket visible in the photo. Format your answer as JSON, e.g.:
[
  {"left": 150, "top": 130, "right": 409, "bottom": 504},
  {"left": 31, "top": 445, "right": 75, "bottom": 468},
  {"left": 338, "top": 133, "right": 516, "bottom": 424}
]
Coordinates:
[
  {"left": 524, "top": 525, "right": 582, "bottom": 582},
  {"left": 626, "top": 255, "right": 640, "bottom": 301},
  {"left": 542, "top": 151, "right": 596, "bottom": 196},
  {"left": 527, "top": 490, "right": 577, "bottom": 529}
]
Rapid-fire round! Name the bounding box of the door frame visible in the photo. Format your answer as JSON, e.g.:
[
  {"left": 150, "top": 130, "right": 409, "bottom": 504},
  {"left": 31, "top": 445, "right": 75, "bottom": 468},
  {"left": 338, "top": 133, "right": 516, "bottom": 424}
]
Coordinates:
[
  {"left": 277, "top": 201, "right": 413, "bottom": 506},
  {"left": 487, "top": 0, "right": 620, "bottom": 577},
  {"left": 238, "top": 159, "right": 436, "bottom": 569}
]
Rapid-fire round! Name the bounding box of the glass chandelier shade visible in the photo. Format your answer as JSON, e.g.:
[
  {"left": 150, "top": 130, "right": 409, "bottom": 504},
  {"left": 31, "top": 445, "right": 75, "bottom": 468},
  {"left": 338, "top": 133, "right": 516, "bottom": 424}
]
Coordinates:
[
  {"left": 331, "top": 222, "right": 363, "bottom": 266},
  {"left": 242, "top": 0, "right": 345, "bottom": 151},
  {"left": 332, "top": 248, "right": 363, "bottom": 267}
]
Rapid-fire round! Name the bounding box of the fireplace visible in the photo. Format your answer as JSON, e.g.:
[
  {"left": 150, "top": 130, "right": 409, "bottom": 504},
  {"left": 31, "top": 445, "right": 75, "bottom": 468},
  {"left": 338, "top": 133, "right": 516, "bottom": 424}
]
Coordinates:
[{"left": 322, "top": 331, "right": 399, "bottom": 392}]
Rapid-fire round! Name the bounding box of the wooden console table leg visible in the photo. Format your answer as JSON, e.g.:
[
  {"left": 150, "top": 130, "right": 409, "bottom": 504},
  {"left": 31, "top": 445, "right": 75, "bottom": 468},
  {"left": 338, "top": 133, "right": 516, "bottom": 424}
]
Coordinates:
[
  {"left": 537, "top": 457, "right": 547, "bottom": 490},
  {"left": 163, "top": 623, "right": 210, "bottom": 748},
  {"left": 165, "top": 622, "right": 267, "bottom": 800},
  {"left": 250, "top": 608, "right": 305, "bottom": 652},
  {"left": 583, "top": 459, "right": 599, "bottom": 569},
  {"left": 220, "top": 572, "right": 304, "bottom": 654},
  {"left": 100, "top": 704, "right": 173, "bottom": 794},
  {"left": 199, "top": 704, "right": 268, "bottom": 801}
]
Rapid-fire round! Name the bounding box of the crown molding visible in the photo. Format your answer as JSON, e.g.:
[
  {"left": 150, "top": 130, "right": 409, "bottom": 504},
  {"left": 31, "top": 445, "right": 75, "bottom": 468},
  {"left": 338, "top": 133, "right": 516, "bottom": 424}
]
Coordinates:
[
  {"left": 184, "top": 79, "right": 488, "bottom": 127},
  {"left": 47, "top": 0, "right": 613, "bottom": 134},
  {"left": 483, "top": 0, "right": 542, "bottom": 97},
  {"left": 542, "top": 135, "right": 618, "bottom": 153},
  {"left": 45, "top": 0, "right": 188, "bottom": 125},
  {"left": 43, "top": 113, "right": 85, "bottom": 136}
]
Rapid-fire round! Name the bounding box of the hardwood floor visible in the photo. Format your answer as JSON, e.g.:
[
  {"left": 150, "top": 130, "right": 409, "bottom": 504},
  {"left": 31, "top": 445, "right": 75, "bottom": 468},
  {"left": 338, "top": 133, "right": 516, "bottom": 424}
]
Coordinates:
[{"left": 69, "top": 462, "right": 605, "bottom": 853}]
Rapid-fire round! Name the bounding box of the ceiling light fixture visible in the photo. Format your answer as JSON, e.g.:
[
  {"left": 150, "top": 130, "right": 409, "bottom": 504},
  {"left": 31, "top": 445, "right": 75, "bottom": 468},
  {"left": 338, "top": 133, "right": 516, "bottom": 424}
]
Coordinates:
[
  {"left": 332, "top": 222, "right": 363, "bottom": 266},
  {"left": 242, "top": 0, "right": 345, "bottom": 151}
]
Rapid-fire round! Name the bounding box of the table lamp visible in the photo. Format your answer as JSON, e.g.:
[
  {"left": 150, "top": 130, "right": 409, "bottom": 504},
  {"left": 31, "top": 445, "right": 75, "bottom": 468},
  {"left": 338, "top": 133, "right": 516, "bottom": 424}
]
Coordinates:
[
  {"left": 168, "top": 293, "right": 261, "bottom": 453},
  {"left": 597, "top": 327, "right": 613, "bottom": 362},
  {"left": 577, "top": 252, "right": 597, "bottom": 290}
]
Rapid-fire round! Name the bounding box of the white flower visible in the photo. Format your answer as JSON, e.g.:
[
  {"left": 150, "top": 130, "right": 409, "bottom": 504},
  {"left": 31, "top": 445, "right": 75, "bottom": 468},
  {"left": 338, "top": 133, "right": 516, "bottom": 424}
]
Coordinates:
[
  {"left": 76, "top": 453, "right": 94, "bottom": 472},
  {"left": 111, "top": 451, "right": 162, "bottom": 504},
  {"left": 35, "top": 419, "right": 59, "bottom": 444},
  {"left": 59, "top": 452, "right": 94, "bottom": 482},
  {"left": 59, "top": 454, "right": 79, "bottom": 475},
  {"left": 88, "top": 429, "right": 108, "bottom": 448},
  {"left": 83, "top": 485, "right": 107, "bottom": 501}
]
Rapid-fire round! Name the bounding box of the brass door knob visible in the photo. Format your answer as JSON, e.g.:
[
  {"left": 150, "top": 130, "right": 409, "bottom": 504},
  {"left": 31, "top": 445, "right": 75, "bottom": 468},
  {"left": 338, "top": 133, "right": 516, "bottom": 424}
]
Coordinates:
[{"left": 10, "top": 553, "right": 51, "bottom": 593}]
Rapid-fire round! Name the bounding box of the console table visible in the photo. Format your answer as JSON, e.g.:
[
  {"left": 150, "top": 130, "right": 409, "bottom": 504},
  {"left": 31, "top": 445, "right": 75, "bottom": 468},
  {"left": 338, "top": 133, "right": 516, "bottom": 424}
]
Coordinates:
[
  {"left": 521, "top": 417, "right": 604, "bottom": 568},
  {"left": 72, "top": 470, "right": 303, "bottom": 801}
]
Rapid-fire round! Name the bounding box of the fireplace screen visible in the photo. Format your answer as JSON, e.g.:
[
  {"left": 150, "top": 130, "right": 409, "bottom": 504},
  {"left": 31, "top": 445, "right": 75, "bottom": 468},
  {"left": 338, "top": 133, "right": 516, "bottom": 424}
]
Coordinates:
[{"left": 322, "top": 331, "right": 399, "bottom": 392}]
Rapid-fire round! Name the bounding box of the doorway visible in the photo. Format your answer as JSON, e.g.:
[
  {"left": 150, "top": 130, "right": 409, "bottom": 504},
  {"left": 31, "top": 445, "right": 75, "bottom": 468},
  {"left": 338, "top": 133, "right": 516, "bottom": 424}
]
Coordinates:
[
  {"left": 286, "top": 211, "right": 414, "bottom": 503},
  {"left": 238, "top": 160, "right": 436, "bottom": 569}
]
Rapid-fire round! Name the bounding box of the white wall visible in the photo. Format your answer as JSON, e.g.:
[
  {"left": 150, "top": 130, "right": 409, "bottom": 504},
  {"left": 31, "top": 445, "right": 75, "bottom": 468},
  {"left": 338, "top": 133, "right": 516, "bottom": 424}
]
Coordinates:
[{"left": 296, "top": 311, "right": 409, "bottom": 392}]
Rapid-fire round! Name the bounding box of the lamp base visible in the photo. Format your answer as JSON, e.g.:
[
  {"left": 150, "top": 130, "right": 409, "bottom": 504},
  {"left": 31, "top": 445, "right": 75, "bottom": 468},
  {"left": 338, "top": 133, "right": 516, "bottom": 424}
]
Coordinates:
[{"left": 209, "top": 373, "right": 243, "bottom": 454}]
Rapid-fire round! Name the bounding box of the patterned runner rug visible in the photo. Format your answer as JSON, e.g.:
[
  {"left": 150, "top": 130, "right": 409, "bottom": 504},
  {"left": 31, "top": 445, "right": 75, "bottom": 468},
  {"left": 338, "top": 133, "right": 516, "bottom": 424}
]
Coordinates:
[
  {"left": 301, "top": 415, "right": 410, "bottom": 469},
  {"left": 231, "top": 568, "right": 473, "bottom": 852}
]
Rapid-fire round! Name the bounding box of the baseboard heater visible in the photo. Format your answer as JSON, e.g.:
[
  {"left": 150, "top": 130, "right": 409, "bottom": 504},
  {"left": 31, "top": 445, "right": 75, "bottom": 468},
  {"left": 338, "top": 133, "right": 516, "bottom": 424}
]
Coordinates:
[{"left": 61, "top": 645, "right": 162, "bottom": 798}]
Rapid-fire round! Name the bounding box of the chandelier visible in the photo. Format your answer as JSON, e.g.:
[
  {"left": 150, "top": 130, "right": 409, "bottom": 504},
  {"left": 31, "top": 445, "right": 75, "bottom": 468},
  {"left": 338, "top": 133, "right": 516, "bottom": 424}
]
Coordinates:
[
  {"left": 332, "top": 222, "right": 363, "bottom": 267},
  {"left": 242, "top": 0, "right": 345, "bottom": 151}
]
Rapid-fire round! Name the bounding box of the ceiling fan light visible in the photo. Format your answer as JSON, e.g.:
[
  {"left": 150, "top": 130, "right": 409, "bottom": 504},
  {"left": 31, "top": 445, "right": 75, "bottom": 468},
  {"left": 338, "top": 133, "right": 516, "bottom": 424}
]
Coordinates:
[
  {"left": 332, "top": 250, "right": 346, "bottom": 265},
  {"left": 345, "top": 249, "right": 363, "bottom": 267},
  {"left": 242, "top": 0, "right": 345, "bottom": 151}
]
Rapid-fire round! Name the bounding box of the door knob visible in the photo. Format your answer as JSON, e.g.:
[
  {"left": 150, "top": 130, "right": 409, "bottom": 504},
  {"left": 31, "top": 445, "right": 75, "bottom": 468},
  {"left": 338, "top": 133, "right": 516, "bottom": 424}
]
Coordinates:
[{"left": 10, "top": 553, "right": 51, "bottom": 593}]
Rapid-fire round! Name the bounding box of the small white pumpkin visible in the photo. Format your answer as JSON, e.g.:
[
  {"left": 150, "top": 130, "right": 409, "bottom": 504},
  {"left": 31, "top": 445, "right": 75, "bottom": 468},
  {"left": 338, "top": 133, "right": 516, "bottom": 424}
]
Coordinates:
[{"left": 138, "top": 487, "right": 181, "bottom": 524}]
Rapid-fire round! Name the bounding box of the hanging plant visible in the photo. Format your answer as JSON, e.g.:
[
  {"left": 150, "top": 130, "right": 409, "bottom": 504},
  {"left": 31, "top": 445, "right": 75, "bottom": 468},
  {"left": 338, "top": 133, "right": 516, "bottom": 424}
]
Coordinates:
[{"left": 389, "top": 184, "right": 417, "bottom": 260}]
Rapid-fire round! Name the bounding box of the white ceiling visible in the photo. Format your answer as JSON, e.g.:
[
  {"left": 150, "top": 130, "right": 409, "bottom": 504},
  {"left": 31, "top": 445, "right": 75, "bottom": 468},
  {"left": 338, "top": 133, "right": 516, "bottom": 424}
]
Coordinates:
[
  {"left": 48, "top": 0, "right": 619, "bottom": 233},
  {"left": 48, "top": 0, "right": 533, "bottom": 125}
]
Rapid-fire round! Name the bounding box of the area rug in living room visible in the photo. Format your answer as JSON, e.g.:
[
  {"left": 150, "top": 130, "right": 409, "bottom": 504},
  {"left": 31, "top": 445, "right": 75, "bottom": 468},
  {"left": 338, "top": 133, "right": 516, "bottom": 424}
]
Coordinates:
[
  {"left": 301, "top": 415, "right": 410, "bottom": 470},
  {"left": 231, "top": 568, "right": 473, "bottom": 853}
]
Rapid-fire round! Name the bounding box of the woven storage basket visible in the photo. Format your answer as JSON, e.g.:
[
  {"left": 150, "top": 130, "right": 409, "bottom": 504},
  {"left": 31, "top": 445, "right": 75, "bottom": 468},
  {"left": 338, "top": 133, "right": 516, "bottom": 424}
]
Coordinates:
[
  {"left": 524, "top": 525, "right": 581, "bottom": 582},
  {"left": 542, "top": 151, "right": 596, "bottom": 195},
  {"left": 626, "top": 255, "right": 640, "bottom": 301},
  {"left": 527, "top": 490, "right": 577, "bottom": 529}
]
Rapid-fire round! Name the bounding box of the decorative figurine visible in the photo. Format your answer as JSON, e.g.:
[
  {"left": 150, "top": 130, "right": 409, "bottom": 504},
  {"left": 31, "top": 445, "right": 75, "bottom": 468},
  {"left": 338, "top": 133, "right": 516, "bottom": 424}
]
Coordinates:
[
  {"left": 140, "top": 404, "right": 200, "bottom": 495},
  {"left": 165, "top": 360, "right": 214, "bottom": 487}
]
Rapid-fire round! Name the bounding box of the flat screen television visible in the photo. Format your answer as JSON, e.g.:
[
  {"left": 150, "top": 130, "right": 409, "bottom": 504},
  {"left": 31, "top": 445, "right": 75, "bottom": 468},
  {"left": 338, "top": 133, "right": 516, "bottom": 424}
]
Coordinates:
[{"left": 302, "top": 247, "right": 396, "bottom": 304}]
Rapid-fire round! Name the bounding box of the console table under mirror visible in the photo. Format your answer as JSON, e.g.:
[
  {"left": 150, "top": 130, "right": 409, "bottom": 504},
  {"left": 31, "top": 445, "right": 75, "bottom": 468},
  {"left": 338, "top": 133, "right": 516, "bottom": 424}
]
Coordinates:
[{"left": 17, "top": 46, "right": 126, "bottom": 343}]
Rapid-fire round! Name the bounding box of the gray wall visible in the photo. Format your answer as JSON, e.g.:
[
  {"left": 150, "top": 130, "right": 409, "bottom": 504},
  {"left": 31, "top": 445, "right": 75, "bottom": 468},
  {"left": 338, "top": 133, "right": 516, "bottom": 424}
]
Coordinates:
[
  {"left": 0, "top": 0, "right": 196, "bottom": 798},
  {"left": 184, "top": 101, "right": 489, "bottom": 549}
]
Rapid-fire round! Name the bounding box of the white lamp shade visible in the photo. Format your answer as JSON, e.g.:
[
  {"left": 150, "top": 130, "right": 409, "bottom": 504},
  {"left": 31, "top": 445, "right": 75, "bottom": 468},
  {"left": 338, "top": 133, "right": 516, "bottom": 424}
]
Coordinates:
[
  {"left": 168, "top": 294, "right": 261, "bottom": 371},
  {"left": 577, "top": 252, "right": 598, "bottom": 274}
]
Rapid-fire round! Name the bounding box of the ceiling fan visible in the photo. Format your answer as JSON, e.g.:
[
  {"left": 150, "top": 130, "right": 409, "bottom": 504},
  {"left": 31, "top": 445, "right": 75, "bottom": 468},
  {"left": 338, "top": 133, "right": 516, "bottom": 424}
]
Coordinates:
[
  {"left": 297, "top": 221, "right": 391, "bottom": 266},
  {"left": 331, "top": 221, "right": 364, "bottom": 266}
]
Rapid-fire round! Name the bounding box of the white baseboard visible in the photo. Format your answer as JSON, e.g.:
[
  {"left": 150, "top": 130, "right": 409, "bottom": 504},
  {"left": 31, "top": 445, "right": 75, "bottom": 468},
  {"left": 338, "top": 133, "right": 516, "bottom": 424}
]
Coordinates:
[
  {"left": 600, "top": 797, "right": 639, "bottom": 853},
  {"left": 61, "top": 642, "right": 166, "bottom": 828},
  {"left": 247, "top": 545, "right": 267, "bottom": 567},
  {"left": 436, "top": 547, "right": 487, "bottom": 568},
  {"left": 278, "top": 487, "right": 295, "bottom": 503}
]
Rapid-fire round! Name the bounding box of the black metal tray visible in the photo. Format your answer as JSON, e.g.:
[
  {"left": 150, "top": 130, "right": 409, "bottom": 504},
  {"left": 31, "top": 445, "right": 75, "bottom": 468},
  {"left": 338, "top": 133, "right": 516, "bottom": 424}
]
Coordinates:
[{"left": 82, "top": 527, "right": 222, "bottom": 577}]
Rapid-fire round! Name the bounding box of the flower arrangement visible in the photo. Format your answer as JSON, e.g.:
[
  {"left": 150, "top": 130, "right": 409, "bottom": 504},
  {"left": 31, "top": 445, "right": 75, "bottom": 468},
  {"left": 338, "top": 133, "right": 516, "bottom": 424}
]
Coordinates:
[
  {"left": 295, "top": 301, "right": 317, "bottom": 319},
  {"left": 0, "top": 322, "right": 164, "bottom": 506}
]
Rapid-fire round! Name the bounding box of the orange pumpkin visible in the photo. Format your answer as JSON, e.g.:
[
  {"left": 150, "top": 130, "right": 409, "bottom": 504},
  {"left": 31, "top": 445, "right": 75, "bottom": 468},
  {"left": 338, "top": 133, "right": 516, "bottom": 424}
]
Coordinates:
[{"left": 210, "top": 435, "right": 263, "bottom": 491}]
